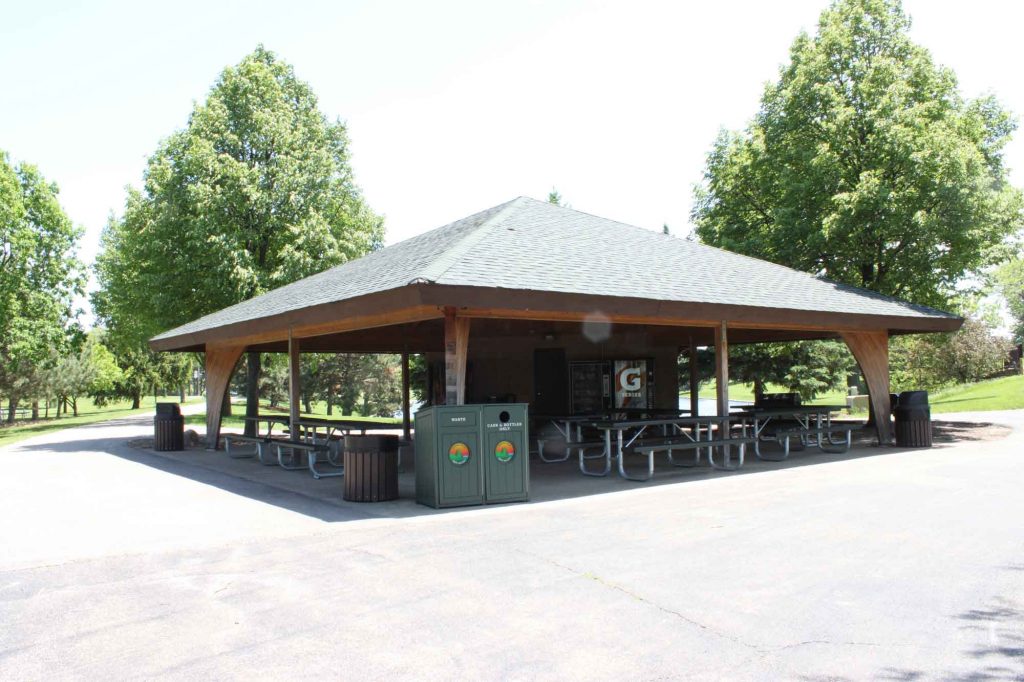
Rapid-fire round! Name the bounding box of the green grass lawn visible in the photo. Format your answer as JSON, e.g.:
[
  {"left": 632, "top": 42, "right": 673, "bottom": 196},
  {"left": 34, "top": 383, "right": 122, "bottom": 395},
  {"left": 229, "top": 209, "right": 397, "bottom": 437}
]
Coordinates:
[
  {"left": 928, "top": 374, "right": 1024, "bottom": 413},
  {"left": 0, "top": 394, "right": 398, "bottom": 449},
  {"left": 0, "top": 395, "right": 203, "bottom": 448},
  {"left": 6, "top": 375, "right": 1019, "bottom": 450},
  {"left": 692, "top": 374, "right": 1024, "bottom": 414},
  {"left": 184, "top": 398, "right": 401, "bottom": 431},
  {"left": 696, "top": 381, "right": 850, "bottom": 406}
]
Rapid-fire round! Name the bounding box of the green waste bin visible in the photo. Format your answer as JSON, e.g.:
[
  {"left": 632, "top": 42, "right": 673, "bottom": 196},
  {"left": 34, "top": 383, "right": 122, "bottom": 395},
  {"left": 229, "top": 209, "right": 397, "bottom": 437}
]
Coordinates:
[{"left": 415, "top": 403, "right": 529, "bottom": 508}]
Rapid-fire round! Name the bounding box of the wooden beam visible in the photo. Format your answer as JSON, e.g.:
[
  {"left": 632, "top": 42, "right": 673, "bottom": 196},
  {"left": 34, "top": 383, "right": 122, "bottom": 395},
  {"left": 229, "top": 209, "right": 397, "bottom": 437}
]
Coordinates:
[
  {"left": 153, "top": 283, "right": 962, "bottom": 353},
  {"left": 842, "top": 331, "right": 892, "bottom": 445},
  {"left": 204, "top": 344, "right": 245, "bottom": 449},
  {"left": 443, "top": 307, "right": 471, "bottom": 405},
  {"left": 288, "top": 332, "right": 301, "bottom": 433},
  {"left": 689, "top": 335, "right": 700, "bottom": 417},
  {"left": 150, "top": 299, "right": 441, "bottom": 351},
  {"left": 714, "top": 322, "right": 729, "bottom": 418},
  {"left": 422, "top": 286, "right": 963, "bottom": 334},
  {"left": 401, "top": 350, "right": 411, "bottom": 440}
]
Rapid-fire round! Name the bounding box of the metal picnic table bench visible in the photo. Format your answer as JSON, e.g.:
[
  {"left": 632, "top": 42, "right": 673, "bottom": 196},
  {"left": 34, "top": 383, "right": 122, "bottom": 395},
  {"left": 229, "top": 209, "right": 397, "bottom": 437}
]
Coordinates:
[
  {"left": 583, "top": 415, "right": 756, "bottom": 481},
  {"left": 223, "top": 414, "right": 291, "bottom": 465},
  {"left": 533, "top": 409, "right": 691, "bottom": 463},
  {"left": 731, "top": 405, "right": 856, "bottom": 461},
  {"left": 293, "top": 417, "right": 406, "bottom": 479}
]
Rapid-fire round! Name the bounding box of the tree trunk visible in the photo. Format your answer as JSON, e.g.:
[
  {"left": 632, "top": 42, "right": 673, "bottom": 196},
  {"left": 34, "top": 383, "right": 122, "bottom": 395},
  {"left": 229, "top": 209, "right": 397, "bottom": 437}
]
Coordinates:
[
  {"left": 31, "top": 400, "right": 39, "bottom": 420},
  {"left": 221, "top": 389, "right": 232, "bottom": 417},
  {"left": 44, "top": 398, "right": 49, "bottom": 419},
  {"left": 753, "top": 377, "right": 765, "bottom": 404},
  {"left": 6, "top": 398, "right": 16, "bottom": 424},
  {"left": 244, "top": 351, "right": 260, "bottom": 436},
  {"left": 72, "top": 397, "right": 78, "bottom": 417},
  {"left": 179, "top": 385, "right": 186, "bottom": 402},
  {"left": 303, "top": 396, "right": 312, "bottom": 414},
  {"left": 131, "top": 392, "right": 140, "bottom": 410}
]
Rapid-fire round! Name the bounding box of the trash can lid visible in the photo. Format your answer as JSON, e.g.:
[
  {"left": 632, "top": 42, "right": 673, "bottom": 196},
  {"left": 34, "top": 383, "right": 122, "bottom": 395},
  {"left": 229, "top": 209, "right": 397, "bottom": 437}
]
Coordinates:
[
  {"left": 898, "top": 390, "right": 929, "bottom": 406},
  {"left": 156, "top": 402, "right": 181, "bottom": 416},
  {"left": 344, "top": 434, "right": 400, "bottom": 450}
]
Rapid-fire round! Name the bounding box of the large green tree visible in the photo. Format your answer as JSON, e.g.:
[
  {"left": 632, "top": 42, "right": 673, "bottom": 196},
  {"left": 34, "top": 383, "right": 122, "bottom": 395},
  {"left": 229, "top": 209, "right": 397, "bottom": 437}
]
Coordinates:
[
  {"left": 693, "top": 0, "right": 1022, "bottom": 309},
  {"left": 728, "top": 341, "right": 853, "bottom": 402},
  {"left": 0, "top": 152, "right": 84, "bottom": 422},
  {"left": 94, "top": 46, "right": 384, "bottom": 432},
  {"left": 994, "top": 257, "right": 1024, "bottom": 343}
]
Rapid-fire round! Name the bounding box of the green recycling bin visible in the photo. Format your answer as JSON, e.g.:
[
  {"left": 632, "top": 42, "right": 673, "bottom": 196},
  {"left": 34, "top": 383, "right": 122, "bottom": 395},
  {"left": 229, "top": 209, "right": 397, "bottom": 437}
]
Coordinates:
[{"left": 415, "top": 403, "right": 529, "bottom": 508}]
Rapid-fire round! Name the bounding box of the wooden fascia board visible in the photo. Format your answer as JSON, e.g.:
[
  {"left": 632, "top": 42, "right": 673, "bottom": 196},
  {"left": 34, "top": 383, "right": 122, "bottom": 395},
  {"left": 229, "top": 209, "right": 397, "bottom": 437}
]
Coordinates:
[
  {"left": 150, "top": 282, "right": 963, "bottom": 353},
  {"left": 149, "top": 287, "right": 442, "bottom": 352},
  {"left": 416, "top": 285, "right": 963, "bottom": 335}
]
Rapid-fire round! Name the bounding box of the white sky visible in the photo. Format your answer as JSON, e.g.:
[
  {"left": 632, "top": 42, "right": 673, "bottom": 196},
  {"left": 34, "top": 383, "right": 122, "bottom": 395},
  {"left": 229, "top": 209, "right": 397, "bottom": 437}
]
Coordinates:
[{"left": 2, "top": 0, "right": 1022, "bottom": 322}]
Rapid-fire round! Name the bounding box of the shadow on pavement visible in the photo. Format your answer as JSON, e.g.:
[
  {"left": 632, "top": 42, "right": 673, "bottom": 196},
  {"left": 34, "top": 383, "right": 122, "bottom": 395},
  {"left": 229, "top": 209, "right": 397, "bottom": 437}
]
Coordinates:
[
  {"left": 11, "top": 417, "right": 1009, "bottom": 524},
  {"left": 875, "top": 562, "right": 1024, "bottom": 682}
]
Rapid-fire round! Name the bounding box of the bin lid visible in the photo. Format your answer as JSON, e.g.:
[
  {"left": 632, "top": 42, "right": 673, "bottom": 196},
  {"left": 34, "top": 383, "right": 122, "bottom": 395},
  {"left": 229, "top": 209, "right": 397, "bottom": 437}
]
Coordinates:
[
  {"left": 898, "top": 390, "right": 929, "bottom": 407},
  {"left": 344, "top": 434, "right": 400, "bottom": 450},
  {"left": 155, "top": 402, "right": 181, "bottom": 416}
]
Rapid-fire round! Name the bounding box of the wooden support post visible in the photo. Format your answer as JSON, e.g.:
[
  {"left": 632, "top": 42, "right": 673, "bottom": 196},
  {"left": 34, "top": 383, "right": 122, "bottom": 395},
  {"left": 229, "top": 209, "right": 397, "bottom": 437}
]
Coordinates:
[
  {"left": 714, "top": 322, "right": 729, "bottom": 418},
  {"left": 842, "top": 330, "right": 892, "bottom": 445},
  {"left": 401, "top": 350, "right": 411, "bottom": 440},
  {"left": 443, "top": 307, "right": 471, "bottom": 405},
  {"left": 288, "top": 332, "right": 301, "bottom": 433},
  {"left": 688, "top": 335, "right": 699, "bottom": 417},
  {"left": 204, "top": 344, "right": 244, "bottom": 449}
]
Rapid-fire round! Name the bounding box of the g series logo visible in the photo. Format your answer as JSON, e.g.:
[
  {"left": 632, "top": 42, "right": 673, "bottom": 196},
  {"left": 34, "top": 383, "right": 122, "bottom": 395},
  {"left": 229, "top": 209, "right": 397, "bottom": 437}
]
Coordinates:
[{"left": 619, "top": 367, "right": 643, "bottom": 391}]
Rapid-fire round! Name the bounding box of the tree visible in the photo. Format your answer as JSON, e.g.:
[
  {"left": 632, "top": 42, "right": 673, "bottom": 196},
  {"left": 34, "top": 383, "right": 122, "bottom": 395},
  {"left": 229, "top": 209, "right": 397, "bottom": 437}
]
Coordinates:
[
  {"left": 90, "top": 341, "right": 160, "bottom": 410},
  {"left": 547, "top": 188, "right": 563, "bottom": 206},
  {"left": 94, "top": 46, "right": 384, "bottom": 433},
  {"left": 728, "top": 341, "right": 854, "bottom": 401},
  {"left": 46, "top": 332, "right": 123, "bottom": 417},
  {"left": 890, "top": 318, "right": 1011, "bottom": 390},
  {"left": 0, "top": 152, "right": 84, "bottom": 422},
  {"left": 994, "top": 257, "right": 1024, "bottom": 343},
  {"left": 693, "top": 0, "right": 1023, "bottom": 310}
]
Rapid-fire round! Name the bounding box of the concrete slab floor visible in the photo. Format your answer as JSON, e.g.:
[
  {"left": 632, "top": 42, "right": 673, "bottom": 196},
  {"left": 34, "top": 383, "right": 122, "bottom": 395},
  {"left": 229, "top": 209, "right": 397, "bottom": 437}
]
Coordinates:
[{"left": 0, "top": 410, "right": 1022, "bottom": 680}]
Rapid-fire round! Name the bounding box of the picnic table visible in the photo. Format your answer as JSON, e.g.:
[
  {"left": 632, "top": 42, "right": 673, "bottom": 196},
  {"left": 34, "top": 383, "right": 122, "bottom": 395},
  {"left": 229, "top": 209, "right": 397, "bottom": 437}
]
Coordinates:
[
  {"left": 731, "top": 405, "right": 854, "bottom": 460},
  {"left": 245, "top": 414, "right": 290, "bottom": 438},
  {"left": 586, "top": 415, "right": 753, "bottom": 481},
  {"left": 532, "top": 414, "right": 604, "bottom": 462},
  {"left": 293, "top": 417, "right": 406, "bottom": 479},
  {"left": 223, "top": 414, "right": 292, "bottom": 464},
  {"left": 533, "top": 409, "right": 691, "bottom": 463},
  {"left": 225, "top": 415, "right": 403, "bottom": 478}
]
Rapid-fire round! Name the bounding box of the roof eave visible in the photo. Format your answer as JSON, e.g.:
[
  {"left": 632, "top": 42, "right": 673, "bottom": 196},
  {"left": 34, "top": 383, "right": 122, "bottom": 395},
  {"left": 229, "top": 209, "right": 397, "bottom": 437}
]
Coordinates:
[{"left": 150, "top": 282, "right": 963, "bottom": 352}]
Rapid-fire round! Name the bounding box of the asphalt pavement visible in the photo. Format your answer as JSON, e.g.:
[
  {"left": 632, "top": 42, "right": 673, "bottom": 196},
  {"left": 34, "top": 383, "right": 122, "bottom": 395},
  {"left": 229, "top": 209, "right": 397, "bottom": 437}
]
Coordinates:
[{"left": 0, "top": 409, "right": 1021, "bottom": 680}]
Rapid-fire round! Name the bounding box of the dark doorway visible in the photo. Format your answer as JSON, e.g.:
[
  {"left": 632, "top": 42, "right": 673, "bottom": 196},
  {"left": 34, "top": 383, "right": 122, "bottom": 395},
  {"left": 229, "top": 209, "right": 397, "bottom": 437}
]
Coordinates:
[{"left": 533, "top": 348, "right": 568, "bottom": 415}]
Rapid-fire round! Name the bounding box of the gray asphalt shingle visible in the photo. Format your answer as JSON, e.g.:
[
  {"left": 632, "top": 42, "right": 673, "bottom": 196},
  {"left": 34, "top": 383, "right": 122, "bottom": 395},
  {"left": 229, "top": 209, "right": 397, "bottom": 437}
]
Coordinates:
[{"left": 152, "top": 196, "right": 956, "bottom": 342}]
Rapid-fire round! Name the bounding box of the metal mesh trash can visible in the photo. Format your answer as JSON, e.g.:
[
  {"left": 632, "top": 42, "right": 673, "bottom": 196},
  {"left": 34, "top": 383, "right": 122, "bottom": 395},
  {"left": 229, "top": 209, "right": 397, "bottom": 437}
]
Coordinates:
[
  {"left": 894, "top": 390, "right": 932, "bottom": 447},
  {"left": 343, "top": 435, "right": 399, "bottom": 502},
  {"left": 154, "top": 403, "right": 184, "bottom": 451}
]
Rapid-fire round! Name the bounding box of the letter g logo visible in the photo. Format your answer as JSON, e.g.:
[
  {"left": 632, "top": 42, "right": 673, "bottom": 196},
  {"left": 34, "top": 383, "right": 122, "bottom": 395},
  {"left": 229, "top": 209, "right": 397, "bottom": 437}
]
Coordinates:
[{"left": 620, "top": 367, "right": 642, "bottom": 391}]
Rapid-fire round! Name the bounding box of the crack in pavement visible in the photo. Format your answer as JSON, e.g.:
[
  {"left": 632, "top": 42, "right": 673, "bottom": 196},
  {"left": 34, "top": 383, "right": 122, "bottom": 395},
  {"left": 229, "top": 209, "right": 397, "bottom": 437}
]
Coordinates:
[{"left": 517, "top": 548, "right": 761, "bottom": 651}]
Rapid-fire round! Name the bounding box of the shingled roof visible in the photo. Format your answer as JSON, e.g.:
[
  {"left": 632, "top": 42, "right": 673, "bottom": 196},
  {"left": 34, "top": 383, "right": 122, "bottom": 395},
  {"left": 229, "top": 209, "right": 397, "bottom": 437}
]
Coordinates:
[{"left": 151, "top": 196, "right": 959, "bottom": 347}]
